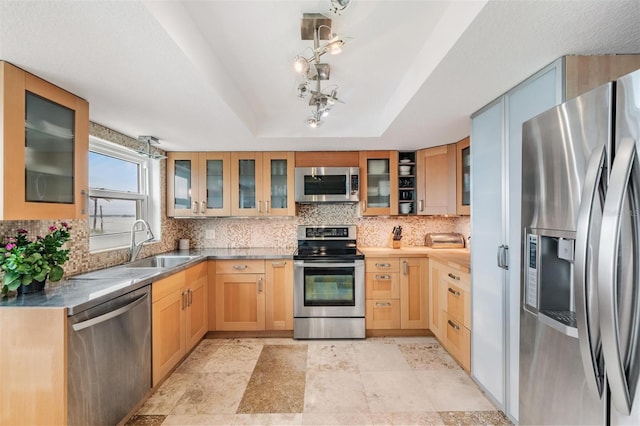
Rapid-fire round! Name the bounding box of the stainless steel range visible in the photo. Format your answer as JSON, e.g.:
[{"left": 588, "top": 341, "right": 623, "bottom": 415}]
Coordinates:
[{"left": 293, "top": 225, "right": 365, "bottom": 339}]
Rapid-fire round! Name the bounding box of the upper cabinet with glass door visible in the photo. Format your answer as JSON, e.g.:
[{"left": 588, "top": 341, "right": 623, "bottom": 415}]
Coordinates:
[
  {"left": 167, "top": 152, "right": 231, "bottom": 217},
  {"left": 456, "top": 137, "right": 470, "bottom": 215},
  {"left": 359, "top": 151, "right": 399, "bottom": 216},
  {"left": 1, "top": 61, "right": 88, "bottom": 220},
  {"left": 230, "top": 152, "right": 295, "bottom": 217},
  {"left": 262, "top": 152, "right": 295, "bottom": 216}
]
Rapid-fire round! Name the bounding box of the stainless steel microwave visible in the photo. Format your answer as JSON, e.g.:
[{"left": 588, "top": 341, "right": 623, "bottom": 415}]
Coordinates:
[{"left": 294, "top": 167, "right": 360, "bottom": 203}]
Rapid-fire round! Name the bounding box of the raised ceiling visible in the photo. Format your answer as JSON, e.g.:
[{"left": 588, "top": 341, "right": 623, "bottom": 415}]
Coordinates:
[{"left": 1, "top": 0, "right": 639, "bottom": 152}]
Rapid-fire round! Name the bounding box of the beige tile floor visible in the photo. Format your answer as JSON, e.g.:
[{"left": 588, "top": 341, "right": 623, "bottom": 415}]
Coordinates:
[{"left": 127, "top": 337, "right": 510, "bottom": 425}]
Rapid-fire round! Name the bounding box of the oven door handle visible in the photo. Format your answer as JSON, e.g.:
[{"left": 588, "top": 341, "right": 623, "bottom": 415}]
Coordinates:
[{"left": 294, "top": 261, "right": 361, "bottom": 268}]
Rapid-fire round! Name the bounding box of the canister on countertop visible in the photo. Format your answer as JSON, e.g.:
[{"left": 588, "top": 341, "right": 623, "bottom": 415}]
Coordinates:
[{"left": 179, "top": 239, "right": 190, "bottom": 250}]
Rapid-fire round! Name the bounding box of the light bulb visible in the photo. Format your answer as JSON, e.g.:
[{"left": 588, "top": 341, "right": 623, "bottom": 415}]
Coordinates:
[
  {"left": 307, "top": 117, "right": 319, "bottom": 128},
  {"left": 329, "top": 39, "right": 343, "bottom": 55},
  {"left": 294, "top": 56, "right": 309, "bottom": 74},
  {"left": 321, "top": 109, "right": 330, "bottom": 118}
]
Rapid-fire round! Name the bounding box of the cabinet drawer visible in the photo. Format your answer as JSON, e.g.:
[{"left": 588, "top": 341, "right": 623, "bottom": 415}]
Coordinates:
[
  {"left": 444, "top": 313, "right": 470, "bottom": 371},
  {"left": 152, "top": 271, "right": 186, "bottom": 302},
  {"left": 366, "top": 258, "right": 400, "bottom": 273},
  {"left": 442, "top": 266, "right": 470, "bottom": 290},
  {"left": 366, "top": 272, "right": 400, "bottom": 299},
  {"left": 445, "top": 282, "right": 470, "bottom": 329},
  {"left": 216, "top": 259, "right": 265, "bottom": 274},
  {"left": 366, "top": 299, "right": 400, "bottom": 329}
]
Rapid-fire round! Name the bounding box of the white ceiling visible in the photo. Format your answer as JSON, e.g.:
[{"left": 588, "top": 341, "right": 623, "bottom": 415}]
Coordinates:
[{"left": 1, "top": 0, "right": 639, "bottom": 152}]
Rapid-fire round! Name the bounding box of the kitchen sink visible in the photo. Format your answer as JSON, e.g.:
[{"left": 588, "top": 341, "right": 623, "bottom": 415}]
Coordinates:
[
  {"left": 126, "top": 255, "right": 199, "bottom": 269},
  {"left": 69, "top": 267, "right": 159, "bottom": 280}
]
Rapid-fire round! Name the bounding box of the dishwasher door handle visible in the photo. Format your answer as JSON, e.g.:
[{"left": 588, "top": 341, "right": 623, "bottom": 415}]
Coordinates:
[{"left": 72, "top": 293, "right": 149, "bottom": 332}]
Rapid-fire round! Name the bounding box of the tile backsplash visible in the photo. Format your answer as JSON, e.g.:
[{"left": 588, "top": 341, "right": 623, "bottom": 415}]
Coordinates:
[
  {"left": 186, "top": 204, "right": 470, "bottom": 249},
  {"left": 0, "top": 123, "right": 470, "bottom": 279}
]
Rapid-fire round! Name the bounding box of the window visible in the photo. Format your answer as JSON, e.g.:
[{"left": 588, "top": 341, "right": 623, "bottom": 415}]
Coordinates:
[{"left": 88, "top": 137, "right": 160, "bottom": 252}]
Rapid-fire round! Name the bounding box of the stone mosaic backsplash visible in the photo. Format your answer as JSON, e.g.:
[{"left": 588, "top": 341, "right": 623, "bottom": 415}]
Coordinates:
[
  {"left": 0, "top": 122, "right": 470, "bottom": 280},
  {"left": 185, "top": 204, "right": 470, "bottom": 250}
]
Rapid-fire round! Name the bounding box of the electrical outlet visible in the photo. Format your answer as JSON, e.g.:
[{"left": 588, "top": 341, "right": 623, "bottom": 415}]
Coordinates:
[{"left": 205, "top": 229, "right": 215, "bottom": 239}]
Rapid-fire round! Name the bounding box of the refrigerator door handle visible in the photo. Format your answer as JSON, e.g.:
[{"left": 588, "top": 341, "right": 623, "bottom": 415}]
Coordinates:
[
  {"left": 496, "top": 245, "right": 508, "bottom": 270},
  {"left": 575, "top": 144, "right": 607, "bottom": 398},
  {"left": 599, "top": 137, "right": 638, "bottom": 415}
]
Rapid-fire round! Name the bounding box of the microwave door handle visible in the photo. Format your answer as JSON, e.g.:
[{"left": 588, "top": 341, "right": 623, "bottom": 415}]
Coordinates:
[
  {"left": 599, "top": 137, "right": 638, "bottom": 415},
  {"left": 575, "top": 144, "right": 607, "bottom": 398}
]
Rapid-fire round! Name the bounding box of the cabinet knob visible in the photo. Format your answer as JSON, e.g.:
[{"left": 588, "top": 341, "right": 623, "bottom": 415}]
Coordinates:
[
  {"left": 447, "top": 319, "right": 460, "bottom": 330},
  {"left": 258, "top": 277, "right": 263, "bottom": 292},
  {"left": 200, "top": 201, "right": 206, "bottom": 214},
  {"left": 447, "top": 273, "right": 460, "bottom": 281},
  {"left": 403, "top": 260, "right": 408, "bottom": 275},
  {"left": 448, "top": 287, "right": 461, "bottom": 297},
  {"left": 375, "top": 274, "right": 391, "bottom": 280},
  {"left": 265, "top": 200, "right": 270, "bottom": 213},
  {"left": 233, "top": 264, "right": 248, "bottom": 270},
  {"left": 271, "top": 261, "right": 286, "bottom": 267},
  {"left": 375, "top": 263, "right": 391, "bottom": 268},
  {"left": 375, "top": 302, "right": 392, "bottom": 307},
  {"left": 192, "top": 201, "right": 198, "bottom": 214}
]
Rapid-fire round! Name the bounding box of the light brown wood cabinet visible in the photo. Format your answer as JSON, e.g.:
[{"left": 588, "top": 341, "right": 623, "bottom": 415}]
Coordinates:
[
  {"left": 365, "top": 257, "right": 428, "bottom": 331},
  {"left": 359, "top": 151, "right": 399, "bottom": 216},
  {"left": 167, "top": 152, "right": 231, "bottom": 217},
  {"left": 365, "top": 258, "right": 401, "bottom": 329},
  {"left": 0, "top": 307, "right": 67, "bottom": 425},
  {"left": 215, "top": 259, "right": 293, "bottom": 331},
  {"left": 416, "top": 144, "right": 457, "bottom": 215},
  {"left": 230, "top": 152, "right": 295, "bottom": 217},
  {"left": 1, "top": 61, "right": 88, "bottom": 220},
  {"left": 152, "top": 262, "right": 208, "bottom": 385},
  {"left": 400, "top": 257, "right": 429, "bottom": 329},
  {"left": 168, "top": 151, "right": 294, "bottom": 217},
  {"left": 429, "top": 258, "right": 471, "bottom": 371}
]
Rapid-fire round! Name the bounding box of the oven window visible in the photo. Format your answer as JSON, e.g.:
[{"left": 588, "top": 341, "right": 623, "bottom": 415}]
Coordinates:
[
  {"left": 303, "top": 175, "right": 347, "bottom": 195},
  {"left": 303, "top": 267, "right": 355, "bottom": 306}
]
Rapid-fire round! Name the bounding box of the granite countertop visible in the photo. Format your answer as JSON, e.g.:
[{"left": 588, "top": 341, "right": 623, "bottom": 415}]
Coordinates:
[
  {"left": 359, "top": 246, "right": 470, "bottom": 272},
  {"left": 0, "top": 247, "right": 294, "bottom": 314}
]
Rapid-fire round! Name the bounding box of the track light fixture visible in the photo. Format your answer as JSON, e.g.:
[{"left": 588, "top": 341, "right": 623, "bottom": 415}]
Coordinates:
[
  {"left": 293, "top": 13, "right": 348, "bottom": 128},
  {"left": 136, "top": 136, "right": 167, "bottom": 160}
]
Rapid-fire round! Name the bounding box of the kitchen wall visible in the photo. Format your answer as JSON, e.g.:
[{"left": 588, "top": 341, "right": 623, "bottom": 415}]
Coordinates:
[
  {"left": 0, "top": 124, "right": 470, "bottom": 279},
  {"left": 185, "top": 204, "right": 470, "bottom": 249}
]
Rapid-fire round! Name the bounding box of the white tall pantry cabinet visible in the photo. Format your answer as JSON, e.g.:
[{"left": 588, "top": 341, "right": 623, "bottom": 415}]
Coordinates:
[{"left": 470, "top": 59, "right": 563, "bottom": 422}]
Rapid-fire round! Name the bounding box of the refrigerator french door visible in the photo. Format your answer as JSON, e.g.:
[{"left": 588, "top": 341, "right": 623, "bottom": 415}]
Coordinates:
[{"left": 520, "top": 68, "right": 640, "bottom": 425}]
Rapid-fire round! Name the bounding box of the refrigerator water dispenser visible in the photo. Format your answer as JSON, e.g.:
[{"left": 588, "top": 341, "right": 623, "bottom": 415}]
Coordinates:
[{"left": 526, "top": 231, "right": 578, "bottom": 338}]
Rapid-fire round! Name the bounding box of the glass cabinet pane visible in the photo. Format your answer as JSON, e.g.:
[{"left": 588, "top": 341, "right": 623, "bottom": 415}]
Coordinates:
[
  {"left": 174, "top": 160, "right": 192, "bottom": 209},
  {"left": 462, "top": 146, "right": 470, "bottom": 206},
  {"left": 270, "top": 159, "right": 288, "bottom": 209},
  {"left": 238, "top": 159, "right": 256, "bottom": 209},
  {"left": 367, "top": 158, "right": 390, "bottom": 208},
  {"left": 206, "top": 159, "right": 224, "bottom": 209},
  {"left": 25, "top": 92, "right": 75, "bottom": 203}
]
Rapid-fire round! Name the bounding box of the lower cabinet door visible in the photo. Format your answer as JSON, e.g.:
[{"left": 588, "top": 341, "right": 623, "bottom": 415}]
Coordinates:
[
  {"left": 216, "top": 273, "right": 266, "bottom": 330},
  {"left": 152, "top": 291, "right": 186, "bottom": 386},
  {"left": 185, "top": 263, "right": 208, "bottom": 350},
  {"left": 265, "top": 260, "right": 293, "bottom": 331},
  {"left": 366, "top": 299, "right": 401, "bottom": 329},
  {"left": 400, "top": 258, "right": 429, "bottom": 329}
]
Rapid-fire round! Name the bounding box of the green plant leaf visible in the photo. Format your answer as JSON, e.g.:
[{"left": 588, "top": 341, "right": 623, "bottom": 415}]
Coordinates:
[
  {"left": 49, "top": 265, "right": 64, "bottom": 282},
  {"left": 33, "top": 270, "right": 47, "bottom": 282},
  {"left": 20, "top": 274, "right": 33, "bottom": 285},
  {"left": 3, "top": 271, "right": 19, "bottom": 286}
]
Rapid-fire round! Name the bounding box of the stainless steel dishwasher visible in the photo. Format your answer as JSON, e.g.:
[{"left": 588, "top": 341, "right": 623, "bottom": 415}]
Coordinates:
[{"left": 67, "top": 285, "right": 151, "bottom": 425}]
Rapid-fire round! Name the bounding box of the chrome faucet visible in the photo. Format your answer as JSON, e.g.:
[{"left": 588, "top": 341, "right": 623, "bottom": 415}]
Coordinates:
[{"left": 130, "top": 219, "right": 155, "bottom": 262}]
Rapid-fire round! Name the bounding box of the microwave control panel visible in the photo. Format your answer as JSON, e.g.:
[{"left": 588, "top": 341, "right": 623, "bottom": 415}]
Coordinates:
[{"left": 350, "top": 174, "right": 359, "bottom": 194}]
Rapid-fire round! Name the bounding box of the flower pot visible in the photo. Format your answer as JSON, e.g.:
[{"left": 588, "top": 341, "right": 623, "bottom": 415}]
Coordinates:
[{"left": 17, "top": 278, "right": 46, "bottom": 295}]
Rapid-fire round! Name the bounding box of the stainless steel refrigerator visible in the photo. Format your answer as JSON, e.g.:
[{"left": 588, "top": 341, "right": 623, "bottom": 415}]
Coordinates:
[{"left": 520, "top": 68, "right": 640, "bottom": 425}]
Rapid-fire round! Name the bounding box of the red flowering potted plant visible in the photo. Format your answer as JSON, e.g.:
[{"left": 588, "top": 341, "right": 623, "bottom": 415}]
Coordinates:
[{"left": 0, "top": 223, "right": 71, "bottom": 295}]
